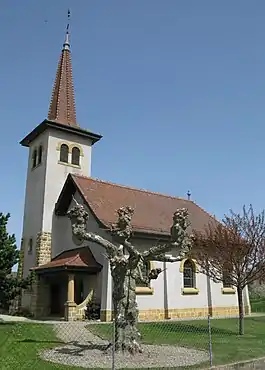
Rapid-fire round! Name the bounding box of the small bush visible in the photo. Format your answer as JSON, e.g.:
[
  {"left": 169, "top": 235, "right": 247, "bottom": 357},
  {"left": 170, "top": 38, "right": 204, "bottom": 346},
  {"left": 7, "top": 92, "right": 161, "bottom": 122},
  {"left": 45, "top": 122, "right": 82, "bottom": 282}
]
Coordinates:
[{"left": 85, "top": 301, "right": 100, "bottom": 320}]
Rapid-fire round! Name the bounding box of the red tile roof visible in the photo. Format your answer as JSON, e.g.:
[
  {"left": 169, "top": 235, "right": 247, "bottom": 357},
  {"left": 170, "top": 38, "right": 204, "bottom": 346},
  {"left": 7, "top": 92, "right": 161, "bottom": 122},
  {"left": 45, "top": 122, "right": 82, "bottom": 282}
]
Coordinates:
[
  {"left": 71, "top": 175, "right": 217, "bottom": 236},
  {"left": 33, "top": 247, "right": 102, "bottom": 271},
  {"left": 48, "top": 30, "right": 78, "bottom": 127}
]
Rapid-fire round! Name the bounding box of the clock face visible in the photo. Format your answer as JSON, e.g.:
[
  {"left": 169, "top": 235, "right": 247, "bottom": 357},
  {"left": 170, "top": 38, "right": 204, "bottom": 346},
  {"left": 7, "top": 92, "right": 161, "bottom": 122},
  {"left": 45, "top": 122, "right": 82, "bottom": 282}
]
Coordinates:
[{"left": 72, "top": 234, "right": 83, "bottom": 246}]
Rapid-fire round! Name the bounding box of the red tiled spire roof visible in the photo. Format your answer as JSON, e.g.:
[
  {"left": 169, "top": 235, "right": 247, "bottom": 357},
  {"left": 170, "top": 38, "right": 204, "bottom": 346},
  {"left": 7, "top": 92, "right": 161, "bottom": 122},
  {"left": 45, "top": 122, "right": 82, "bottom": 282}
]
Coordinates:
[{"left": 48, "top": 27, "right": 78, "bottom": 127}]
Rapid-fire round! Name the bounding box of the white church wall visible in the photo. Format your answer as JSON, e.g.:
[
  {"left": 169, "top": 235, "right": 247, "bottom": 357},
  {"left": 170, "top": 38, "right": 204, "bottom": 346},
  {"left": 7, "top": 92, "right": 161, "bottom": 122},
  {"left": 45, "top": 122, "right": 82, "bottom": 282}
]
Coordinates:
[
  {"left": 43, "top": 129, "right": 93, "bottom": 232},
  {"left": 165, "top": 261, "right": 209, "bottom": 309},
  {"left": 127, "top": 237, "right": 239, "bottom": 313},
  {"left": 52, "top": 191, "right": 107, "bottom": 264},
  {"left": 210, "top": 280, "right": 238, "bottom": 308},
  {"left": 22, "top": 131, "right": 49, "bottom": 278}
]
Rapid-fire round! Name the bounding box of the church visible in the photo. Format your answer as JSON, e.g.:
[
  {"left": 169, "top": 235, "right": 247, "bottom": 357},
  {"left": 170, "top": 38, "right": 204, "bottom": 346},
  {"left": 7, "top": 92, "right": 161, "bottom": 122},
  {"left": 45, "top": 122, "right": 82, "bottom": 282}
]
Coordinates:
[{"left": 18, "top": 26, "right": 250, "bottom": 321}]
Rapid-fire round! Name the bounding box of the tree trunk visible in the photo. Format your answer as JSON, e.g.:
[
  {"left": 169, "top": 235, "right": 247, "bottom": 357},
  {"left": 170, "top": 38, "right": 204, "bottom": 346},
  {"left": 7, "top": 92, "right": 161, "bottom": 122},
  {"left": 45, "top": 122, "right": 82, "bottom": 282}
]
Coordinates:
[
  {"left": 112, "top": 268, "right": 142, "bottom": 354},
  {"left": 237, "top": 286, "right": 244, "bottom": 335}
]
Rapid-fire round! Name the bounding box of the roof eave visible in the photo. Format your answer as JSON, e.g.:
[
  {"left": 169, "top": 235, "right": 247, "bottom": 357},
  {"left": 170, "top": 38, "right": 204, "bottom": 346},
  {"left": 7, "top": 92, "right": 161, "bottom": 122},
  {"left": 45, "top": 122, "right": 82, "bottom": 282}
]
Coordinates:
[
  {"left": 20, "top": 119, "right": 102, "bottom": 147},
  {"left": 31, "top": 264, "right": 102, "bottom": 274}
]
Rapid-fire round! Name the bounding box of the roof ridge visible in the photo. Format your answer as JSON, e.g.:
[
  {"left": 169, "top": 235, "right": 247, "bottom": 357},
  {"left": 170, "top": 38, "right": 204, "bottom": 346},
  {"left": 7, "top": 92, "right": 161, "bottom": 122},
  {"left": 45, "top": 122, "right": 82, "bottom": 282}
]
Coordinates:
[{"left": 72, "top": 174, "right": 191, "bottom": 202}]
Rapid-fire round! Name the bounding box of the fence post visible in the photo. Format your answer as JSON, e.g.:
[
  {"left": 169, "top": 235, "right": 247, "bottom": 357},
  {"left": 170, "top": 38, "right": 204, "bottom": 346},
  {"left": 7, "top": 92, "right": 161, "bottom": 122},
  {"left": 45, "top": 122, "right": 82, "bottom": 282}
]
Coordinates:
[
  {"left": 208, "top": 315, "right": 213, "bottom": 368},
  {"left": 112, "top": 317, "right": 116, "bottom": 370}
]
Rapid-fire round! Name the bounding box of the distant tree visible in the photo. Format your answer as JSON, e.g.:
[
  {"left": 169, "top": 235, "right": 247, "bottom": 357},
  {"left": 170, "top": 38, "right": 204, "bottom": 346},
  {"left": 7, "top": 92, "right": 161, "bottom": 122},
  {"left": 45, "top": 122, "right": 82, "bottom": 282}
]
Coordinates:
[
  {"left": 193, "top": 205, "right": 265, "bottom": 335},
  {"left": 0, "top": 213, "right": 30, "bottom": 311}
]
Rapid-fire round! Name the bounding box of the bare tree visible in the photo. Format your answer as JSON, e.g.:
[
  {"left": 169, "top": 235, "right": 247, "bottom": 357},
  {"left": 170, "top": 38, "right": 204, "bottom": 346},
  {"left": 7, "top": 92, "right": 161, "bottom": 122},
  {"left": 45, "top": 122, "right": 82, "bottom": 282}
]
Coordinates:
[
  {"left": 68, "top": 203, "right": 191, "bottom": 354},
  {"left": 193, "top": 205, "right": 265, "bottom": 335}
]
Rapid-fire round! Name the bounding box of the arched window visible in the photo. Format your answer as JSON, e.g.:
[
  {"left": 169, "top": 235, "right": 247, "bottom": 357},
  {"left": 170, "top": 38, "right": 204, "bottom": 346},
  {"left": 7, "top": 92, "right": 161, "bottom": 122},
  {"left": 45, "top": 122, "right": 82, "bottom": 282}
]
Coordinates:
[
  {"left": 59, "top": 144, "right": 69, "bottom": 163},
  {"left": 223, "top": 264, "right": 233, "bottom": 288},
  {"left": 28, "top": 238, "right": 33, "bottom": 254},
  {"left": 183, "top": 259, "right": 196, "bottom": 288},
  {"left": 71, "top": 147, "right": 80, "bottom": 166},
  {"left": 32, "top": 149, "right": 37, "bottom": 168},
  {"left": 38, "top": 145, "right": 43, "bottom": 165}
]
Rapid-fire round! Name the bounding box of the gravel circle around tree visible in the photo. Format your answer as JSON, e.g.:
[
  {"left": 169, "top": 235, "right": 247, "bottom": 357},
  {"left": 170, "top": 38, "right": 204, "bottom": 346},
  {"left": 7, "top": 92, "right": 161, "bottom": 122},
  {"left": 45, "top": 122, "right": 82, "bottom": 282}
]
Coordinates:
[{"left": 39, "top": 322, "right": 208, "bottom": 368}]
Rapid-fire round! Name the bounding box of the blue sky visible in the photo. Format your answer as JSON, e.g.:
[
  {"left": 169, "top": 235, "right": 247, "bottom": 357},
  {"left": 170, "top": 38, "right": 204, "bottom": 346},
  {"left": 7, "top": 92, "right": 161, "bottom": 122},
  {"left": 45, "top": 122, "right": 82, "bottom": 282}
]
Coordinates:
[{"left": 1, "top": 1, "right": 265, "bottom": 243}]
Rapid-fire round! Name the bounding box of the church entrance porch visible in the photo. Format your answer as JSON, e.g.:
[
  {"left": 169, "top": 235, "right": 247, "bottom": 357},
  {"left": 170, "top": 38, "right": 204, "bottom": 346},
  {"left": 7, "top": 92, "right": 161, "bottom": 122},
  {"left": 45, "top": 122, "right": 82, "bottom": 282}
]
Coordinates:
[
  {"left": 30, "top": 247, "right": 103, "bottom": 321},
  {"left": 32, "top": 269, "right": 99, "bottom": 320}
]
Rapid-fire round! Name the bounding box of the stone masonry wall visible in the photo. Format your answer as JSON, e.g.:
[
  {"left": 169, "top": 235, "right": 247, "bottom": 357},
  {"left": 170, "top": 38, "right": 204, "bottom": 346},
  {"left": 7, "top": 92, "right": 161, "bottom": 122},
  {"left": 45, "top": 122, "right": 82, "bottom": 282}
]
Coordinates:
[
  {"left": 36, "top": 232, "right": 52, "bottom": 266},
  {"left": 30, "top": 232, "right": 52, "bottom": 318}
]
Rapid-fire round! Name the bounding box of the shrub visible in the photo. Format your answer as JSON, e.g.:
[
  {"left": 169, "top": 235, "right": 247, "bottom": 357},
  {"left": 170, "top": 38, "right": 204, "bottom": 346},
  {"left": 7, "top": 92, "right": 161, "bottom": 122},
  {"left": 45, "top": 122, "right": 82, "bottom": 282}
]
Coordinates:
[{"left": 85, "top": 301, "right": 100, "bottom": 320}]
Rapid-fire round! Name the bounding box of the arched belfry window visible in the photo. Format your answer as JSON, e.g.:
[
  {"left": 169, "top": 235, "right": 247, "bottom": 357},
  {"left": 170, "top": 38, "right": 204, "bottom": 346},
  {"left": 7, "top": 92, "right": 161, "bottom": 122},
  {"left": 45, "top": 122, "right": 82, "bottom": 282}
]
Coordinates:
[
  {"left": 32, "top": 149, "right": 37, "bottom": 169},
  {"left": 60, "top": 144, "right": 69, "bottom": 163},
  {"left": 183, "top": 259, "right": 196, "bottom": 288},
  {"left": 71, "top": 147, "right": 80, "bottom": 166},
  {"left": 38, "top": 145, "right": 43, "bottom": 165}
]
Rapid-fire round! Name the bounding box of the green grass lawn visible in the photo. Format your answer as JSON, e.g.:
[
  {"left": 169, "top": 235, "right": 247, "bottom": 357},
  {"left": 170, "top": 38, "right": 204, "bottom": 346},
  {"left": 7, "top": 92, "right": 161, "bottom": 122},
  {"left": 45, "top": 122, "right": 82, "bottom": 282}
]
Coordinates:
[
  {"left": 250, "top": 297, "right": 265, "bottom": 312},
  {"left": 88, "top": 316, "right": 265, "bottom": 368},
  {"left": 0, "top": 322, "right": 80, "bottom": 370},
  {"left": 2, "top": 318, "right": 265, "bottom": 370}
]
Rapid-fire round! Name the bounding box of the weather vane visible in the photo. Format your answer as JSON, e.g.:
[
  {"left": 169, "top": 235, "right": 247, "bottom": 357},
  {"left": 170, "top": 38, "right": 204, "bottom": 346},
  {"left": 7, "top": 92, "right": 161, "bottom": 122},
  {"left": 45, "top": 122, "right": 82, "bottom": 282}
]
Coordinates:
[{"left": 67, "top": 9, "right": 71, "bottom": 31}]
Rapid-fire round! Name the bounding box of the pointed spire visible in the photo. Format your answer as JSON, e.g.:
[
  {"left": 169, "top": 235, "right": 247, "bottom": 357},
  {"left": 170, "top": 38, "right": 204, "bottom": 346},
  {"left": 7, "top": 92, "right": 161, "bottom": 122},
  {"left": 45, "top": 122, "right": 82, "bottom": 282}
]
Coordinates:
[
  {"left": 48, "top": 10, "right": 78, "bottom": 127},
  {"left": 63, "top": 24, "right": 70, "bottom": 51}
]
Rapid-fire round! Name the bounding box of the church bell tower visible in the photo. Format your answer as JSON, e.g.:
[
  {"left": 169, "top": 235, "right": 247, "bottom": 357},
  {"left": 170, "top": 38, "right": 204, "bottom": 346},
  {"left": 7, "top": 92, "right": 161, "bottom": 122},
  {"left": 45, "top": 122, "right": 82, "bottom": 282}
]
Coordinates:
[{"left": 19, "top": 23, "right": 102, "bottom": 306}]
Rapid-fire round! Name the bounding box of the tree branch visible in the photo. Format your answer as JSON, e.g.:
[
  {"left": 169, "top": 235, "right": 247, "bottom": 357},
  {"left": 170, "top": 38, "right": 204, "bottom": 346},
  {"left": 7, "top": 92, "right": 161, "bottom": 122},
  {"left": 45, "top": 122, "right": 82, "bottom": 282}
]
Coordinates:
[
  {"left": 143, "top": 209, "right": 191, "bottom": 262},
  {"left": 154, "top": 254, "right": 182, "bottom": 263},
  {"left": 67, "top": 204, "right": 118, "bottom": 259}
]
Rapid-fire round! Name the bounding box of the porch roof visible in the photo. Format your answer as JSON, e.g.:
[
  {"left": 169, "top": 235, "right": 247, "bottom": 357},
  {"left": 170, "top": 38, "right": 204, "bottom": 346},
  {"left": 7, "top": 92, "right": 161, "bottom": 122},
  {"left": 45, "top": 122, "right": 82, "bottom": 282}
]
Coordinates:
[{"left": 32, "top": 246, "right": 102, "bottom": 273}]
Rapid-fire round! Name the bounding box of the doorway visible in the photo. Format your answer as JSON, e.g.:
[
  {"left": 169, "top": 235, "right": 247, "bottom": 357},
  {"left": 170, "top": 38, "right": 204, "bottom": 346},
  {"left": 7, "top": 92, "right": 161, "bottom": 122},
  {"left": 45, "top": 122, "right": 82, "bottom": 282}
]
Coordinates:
[{"left": 50, "top": 283, "right": 61, "bottom": 315}]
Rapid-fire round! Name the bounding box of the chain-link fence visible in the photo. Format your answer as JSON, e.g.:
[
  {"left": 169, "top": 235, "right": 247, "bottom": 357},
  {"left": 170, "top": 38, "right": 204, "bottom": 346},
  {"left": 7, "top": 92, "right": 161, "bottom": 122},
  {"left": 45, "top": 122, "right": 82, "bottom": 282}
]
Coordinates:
[{"left": 2, "top": 309, "right": 265, "bottom": 369}]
